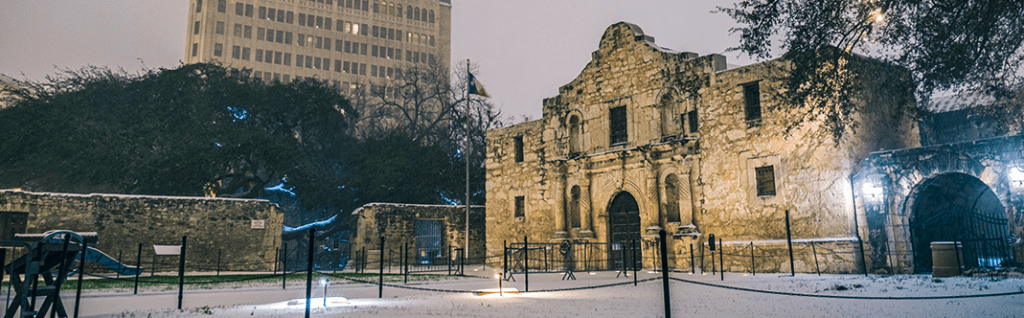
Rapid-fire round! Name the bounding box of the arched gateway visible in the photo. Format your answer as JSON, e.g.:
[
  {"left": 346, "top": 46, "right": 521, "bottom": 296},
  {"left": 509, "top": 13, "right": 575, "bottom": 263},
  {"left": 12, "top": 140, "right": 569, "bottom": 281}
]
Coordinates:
[
  {"left": 907, "top": 173, "right": 1011, "bottom": 271},
  {"left": 607, "top": 191, "right": 642, "bottom": 269}
]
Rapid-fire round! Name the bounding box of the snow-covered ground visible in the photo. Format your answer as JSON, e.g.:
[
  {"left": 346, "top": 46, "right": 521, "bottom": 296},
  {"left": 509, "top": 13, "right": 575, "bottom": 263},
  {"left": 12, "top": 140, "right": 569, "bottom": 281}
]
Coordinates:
[{"left": 30, "top": 268, "right": 1024, "bottom": 317}]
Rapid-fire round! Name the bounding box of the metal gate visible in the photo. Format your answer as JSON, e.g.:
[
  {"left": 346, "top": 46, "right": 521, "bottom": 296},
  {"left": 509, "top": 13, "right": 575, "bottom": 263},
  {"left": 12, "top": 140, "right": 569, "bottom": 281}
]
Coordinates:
[
  {"left": 909, "top": 174, "right": 1013, "bottom": 272},
  {"left": 414, "top": 219, "right": 444, "bottom": 265},
  {"left": 608, "top": 192, "right": 642, "bottom": 270}
]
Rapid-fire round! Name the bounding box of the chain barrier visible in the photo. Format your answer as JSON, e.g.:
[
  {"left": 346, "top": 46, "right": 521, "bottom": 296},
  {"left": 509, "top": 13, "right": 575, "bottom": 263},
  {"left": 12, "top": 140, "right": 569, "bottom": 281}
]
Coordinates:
[
  {"left": 667, "top": 276, "right": 1024, "bottom": 300},
  {"left": 82, "top": 271, "right": 295, "bottom": 285}
]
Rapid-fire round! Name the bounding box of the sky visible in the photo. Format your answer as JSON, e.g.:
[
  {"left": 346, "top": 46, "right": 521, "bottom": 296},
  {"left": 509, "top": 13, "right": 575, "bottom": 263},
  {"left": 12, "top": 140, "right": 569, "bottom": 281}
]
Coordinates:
[{"left": 0, "top": 0, "right": 757, "bottom": 122}]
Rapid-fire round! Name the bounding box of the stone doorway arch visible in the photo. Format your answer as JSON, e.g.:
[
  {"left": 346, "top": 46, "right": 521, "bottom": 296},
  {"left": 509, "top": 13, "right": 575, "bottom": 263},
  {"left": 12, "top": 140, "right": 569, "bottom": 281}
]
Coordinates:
[
  {"left": 906, "top": 173, "right": 1012, "bottom": 272},
  {"left": 608, "top": 191, "right": 642, "bottom": 270}
]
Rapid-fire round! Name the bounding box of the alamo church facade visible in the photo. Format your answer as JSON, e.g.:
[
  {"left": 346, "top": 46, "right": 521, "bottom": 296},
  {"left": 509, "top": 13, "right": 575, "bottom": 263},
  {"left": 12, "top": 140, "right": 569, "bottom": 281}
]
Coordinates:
[{"left": 485, "top": 22, "right": 926, "bottom": 274}]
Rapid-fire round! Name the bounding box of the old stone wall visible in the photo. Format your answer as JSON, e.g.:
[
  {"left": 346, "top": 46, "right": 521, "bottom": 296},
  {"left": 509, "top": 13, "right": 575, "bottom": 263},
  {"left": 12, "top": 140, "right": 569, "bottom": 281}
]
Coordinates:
[
  {"left": 350, "top": 203, "right": 486, "bottom": 265},
  {"left": 0, "top": 190, "right": 283, "bottom": 271},
  {"left": 485, "top": 22, "right": 919, "bottom": 273}
]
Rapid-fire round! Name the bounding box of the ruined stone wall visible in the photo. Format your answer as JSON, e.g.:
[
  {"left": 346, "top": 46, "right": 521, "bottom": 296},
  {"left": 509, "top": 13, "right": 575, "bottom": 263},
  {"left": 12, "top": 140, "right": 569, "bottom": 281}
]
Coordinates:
[
  {"left": 485, "top": 22, "right": 919, "bottom": 273},
  {"left": 350, "top": 203, "right": 485, "bottom": 264},
  {"left": 0, "top": 190, "right": 283, "bottom": 271}
]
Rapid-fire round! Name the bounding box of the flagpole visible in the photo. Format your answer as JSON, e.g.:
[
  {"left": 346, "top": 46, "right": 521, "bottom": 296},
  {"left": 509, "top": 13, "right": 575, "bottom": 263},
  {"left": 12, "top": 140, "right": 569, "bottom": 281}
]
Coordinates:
[{"left": 465, "top": 58, "right": 471, "bottom": 266}]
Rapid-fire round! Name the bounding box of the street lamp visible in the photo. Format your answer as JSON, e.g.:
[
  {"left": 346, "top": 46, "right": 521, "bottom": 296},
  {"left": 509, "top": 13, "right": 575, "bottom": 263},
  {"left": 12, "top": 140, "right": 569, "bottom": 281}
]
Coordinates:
[
  {"left": 495, "top": 273, "right": 503, "bottom": 296},
  {"left": 1009, "top": 167, "right": 1024, "bottom": 184},
  {"left": 862, "top": 181, "right": 884, "bottom": 203}
]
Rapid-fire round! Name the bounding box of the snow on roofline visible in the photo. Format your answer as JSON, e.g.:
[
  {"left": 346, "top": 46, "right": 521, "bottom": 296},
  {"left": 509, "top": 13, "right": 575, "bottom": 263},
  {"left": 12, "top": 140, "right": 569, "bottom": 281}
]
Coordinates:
[
  {"left": 0, "top": 189, "right": 272, "bottom": 203},
  {"left": 283, "top": 214, "right": 337, "bottom": 233},
  {"left": 350, "top": 202, "right": 485, "bottom": 215}
]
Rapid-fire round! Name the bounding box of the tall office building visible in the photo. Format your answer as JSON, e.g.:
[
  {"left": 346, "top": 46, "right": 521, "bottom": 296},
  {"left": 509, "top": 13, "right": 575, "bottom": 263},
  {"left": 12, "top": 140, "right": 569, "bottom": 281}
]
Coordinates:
[{"left": 185, "top": 0, "right": 451, "bottom": 90}]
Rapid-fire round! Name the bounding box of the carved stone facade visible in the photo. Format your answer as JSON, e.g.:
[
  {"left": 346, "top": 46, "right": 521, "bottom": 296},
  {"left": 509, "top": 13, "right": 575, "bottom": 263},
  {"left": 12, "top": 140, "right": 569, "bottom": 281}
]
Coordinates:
[{"left": 485, "top": 22, "right": 919, "bottom": 273}]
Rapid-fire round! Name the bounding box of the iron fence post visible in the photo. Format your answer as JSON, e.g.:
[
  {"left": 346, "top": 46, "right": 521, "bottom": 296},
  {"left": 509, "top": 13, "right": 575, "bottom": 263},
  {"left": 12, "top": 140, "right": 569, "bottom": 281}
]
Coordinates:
[
  {"left": 785, "top": 210, "right": 795, "bottom": 276},
  {"left": 719, "top": 238, "right": 724, "bottom": 281},
  {"left": 305, "top": 228, "right": 314, "bottom": 318},
  {"left": 134, "top": 243, "right": 142, "bottom": 294},
  {"left": 524, "top": 236, "right": 528, "bottom": 293},
  {"left": 73, "top": 237, "right": 86, "bottom": 318},
  {"left": 659, "top": 230, "right": 671, "bottom": 318},
  {"left": 379, "top": 236, "right": 385, "bottom": 298},
  {"left": 750, "top": 242, "right": 755, "bottom": 276},
  {"left": 177, "top": 236, "right": 187, "bottom": 310}
]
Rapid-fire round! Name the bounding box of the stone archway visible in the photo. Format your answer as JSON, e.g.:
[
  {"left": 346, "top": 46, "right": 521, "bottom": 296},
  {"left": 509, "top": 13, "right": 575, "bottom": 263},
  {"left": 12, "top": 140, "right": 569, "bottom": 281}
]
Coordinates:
[
  {"left": 906, "top": 173, "right": 1012, "bottom": 272},
  {"left": 608, "top": 191, "right": 642, "bottom": 269}
]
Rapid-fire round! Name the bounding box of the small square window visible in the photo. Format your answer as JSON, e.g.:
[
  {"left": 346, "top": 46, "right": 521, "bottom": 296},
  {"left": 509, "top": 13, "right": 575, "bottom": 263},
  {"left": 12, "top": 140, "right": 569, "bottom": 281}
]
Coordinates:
[
  {"left": 213, "top": 43, "right": 223, "bottom": 57},
  {"left": 242, "top": 47, "right": 250, "bottom": 60},
  {"left": 191, "top": 43, "right": 198, "bottom": 57},
  {"left": 235, "top": 3, "right": 244, "bottom": 15},
  {"left": 755, "top": 165, "right": 776, "bottom": 196},
  {"left": 687, "top": 110, "right": 699, "bottom": 134},
  {"left": 514, "top": 196, "right": 525, "bottom": 218},
  {"left": 193, "top": 21, "right": 201, "bottom": 35},
  {"left": 215, "top": 21, "right": 225, "bottom": 35},
  {"left": 244, "top": 25, "right": 252, "bottom": 38},
  {"left": 245, "top": 4, "right": 254, "bottom": 17}
]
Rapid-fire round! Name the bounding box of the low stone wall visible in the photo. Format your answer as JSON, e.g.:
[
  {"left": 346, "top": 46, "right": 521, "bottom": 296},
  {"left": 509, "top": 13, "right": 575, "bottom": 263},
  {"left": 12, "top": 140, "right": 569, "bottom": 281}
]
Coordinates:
[
  {"left": 350, "top": 203, "right": 486, "bottom": 266},
  {"left": 0, "top": 190, "right": 283, "bottom": 272},
  {"left": 668, "top": 238, "right": 863, "bottom": 274}
]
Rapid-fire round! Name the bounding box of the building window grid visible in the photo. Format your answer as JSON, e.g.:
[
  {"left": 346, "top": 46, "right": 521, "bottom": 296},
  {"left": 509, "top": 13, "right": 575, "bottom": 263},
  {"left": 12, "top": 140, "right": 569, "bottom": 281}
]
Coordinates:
[{"left": 755, "top": 166, "right": 776, "bottom": 197}]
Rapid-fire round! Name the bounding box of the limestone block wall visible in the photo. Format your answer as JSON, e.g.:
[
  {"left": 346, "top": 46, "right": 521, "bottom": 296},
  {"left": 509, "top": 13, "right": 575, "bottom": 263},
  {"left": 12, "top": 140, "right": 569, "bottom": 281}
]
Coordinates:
[
  {"left": 350, "top": 203, "right": 485, "bottom": 264},
  {"left": 485, "top": 22, "right": 919, "bottom": 273},
  {"left": 0, "top": 190, "right": 283, "bottom": 271}
]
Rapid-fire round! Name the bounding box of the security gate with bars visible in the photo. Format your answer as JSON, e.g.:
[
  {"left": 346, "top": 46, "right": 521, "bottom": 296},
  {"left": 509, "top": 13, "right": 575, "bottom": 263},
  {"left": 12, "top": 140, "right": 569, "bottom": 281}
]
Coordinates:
[
  {"left": 414, "top": 219, "right": 445, "bottom": 265},
  {"left": 908, "top": 173, "right": 1014, "bottom": 272}
]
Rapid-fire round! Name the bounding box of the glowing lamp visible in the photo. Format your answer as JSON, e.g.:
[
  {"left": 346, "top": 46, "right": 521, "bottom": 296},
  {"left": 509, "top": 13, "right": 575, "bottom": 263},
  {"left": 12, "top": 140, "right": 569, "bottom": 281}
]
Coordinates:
[
  {"left": 862, "top": 182, "right": 884, "bottom": 201},
  {"left": 1010, "top": 167, "right": 1024, "bottom": 183}
]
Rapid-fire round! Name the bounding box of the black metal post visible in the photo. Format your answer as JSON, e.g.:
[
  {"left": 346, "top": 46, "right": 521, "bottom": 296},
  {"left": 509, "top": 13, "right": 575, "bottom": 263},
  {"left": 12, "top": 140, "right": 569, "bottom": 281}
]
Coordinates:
[
  {"left": 379, "top": 236, "right": 385, "bottom": 298},
  {"left": 700, "top": 242, "right": 705, "bottom": 274},
  {"left": 151, "top": 252, "right": 156, "bottom": 277},
  {"left": 134, "top": 243, "right": 142, "bottom": 294},
  {"left": 659, "top": 230, "right": 671, "bottom": 318},
  {"left": 632, "top": 239, "right": 638, "bottom": 286},
  {"left": 305, "top": 228, "right": 315, "bottom": 318},
  {"left": 524, "top": 236, "right": 529, "bottom": 293},
  {"left": 274, "top": 248, "right": 279, "bottom": 274},
  {"left": 177, "top": 236, "right": 187, "bottom": 310},
  {"left": 283, "top": 244, "right": 288, "bottom": 289},
  {"left": 361, "top": 246, "right": 367, "bottom": 273},
  {"left": 953, "top": 234, "right": 963, "bottom": 275},
  {"left": 715, "top": 238, "right": 725, "bottom": 279},
  {"left": 73, "top": 238, "right": 86, "bottom": 318},
  {"left": 784, "top": 210, "right": 795, "bottom": 276},
  {"left": 811, "top": 242, "right": 820, "bottom": 276},
  {"left": 460, "top": 248, "right": 465, "bottom": 275},
  {"left": 50, "top": 234, "right": 70, "bottom": 318},
  {"left": 711, "top": 247, "right": 716, "bottom": 275},
  {"left": 403, "top": 242, "right": 408, "bottom": 284},
  {"left": 690, "top": 243, "right": 695, "bottom": 274},
  {"left": 502, "top": 240, "right": 507, "bottom": 277},
  {"left": 448, "top": 245, "right": 452, "bottom": 275},
  {"left": 216, "top": 249, "right": 222, "bottom": 275},
  {"left": 750, "top": 242, "right": 755, "bottom": 276}
]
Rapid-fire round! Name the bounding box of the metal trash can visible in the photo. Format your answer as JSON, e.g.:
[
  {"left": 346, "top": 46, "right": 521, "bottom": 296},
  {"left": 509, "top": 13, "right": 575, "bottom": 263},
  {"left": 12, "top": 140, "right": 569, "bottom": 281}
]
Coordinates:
[{"left": 931, "top": 241, "right": 963, "bottom": 277}]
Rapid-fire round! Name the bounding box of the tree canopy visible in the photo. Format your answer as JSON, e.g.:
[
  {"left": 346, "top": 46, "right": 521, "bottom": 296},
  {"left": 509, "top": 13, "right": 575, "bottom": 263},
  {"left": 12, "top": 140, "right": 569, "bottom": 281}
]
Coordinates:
[
  {"left": 0, "top": 63, "right": 353, "bottom": 200},
  {"left": 719, "top": 0, "right": 1024, "bottom": 139}
]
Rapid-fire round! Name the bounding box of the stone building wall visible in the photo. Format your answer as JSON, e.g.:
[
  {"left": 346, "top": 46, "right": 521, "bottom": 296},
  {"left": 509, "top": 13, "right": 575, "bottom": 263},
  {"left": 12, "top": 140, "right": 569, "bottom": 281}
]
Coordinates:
[
  {"left": 485, "top": 22, "right": 919, "bottom": 273},
  {"left": 350, "top": 203, "right": 485, "bottom": 265},
  {"left": 0, "top": 190, "right": 283, "bottom": 271}
]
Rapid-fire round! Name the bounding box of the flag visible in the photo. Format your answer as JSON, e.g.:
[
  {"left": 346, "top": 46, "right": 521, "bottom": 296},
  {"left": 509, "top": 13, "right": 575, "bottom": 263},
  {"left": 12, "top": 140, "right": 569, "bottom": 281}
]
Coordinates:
[{"left": 468, "top": 72, "right": 490, "bottom": 97}]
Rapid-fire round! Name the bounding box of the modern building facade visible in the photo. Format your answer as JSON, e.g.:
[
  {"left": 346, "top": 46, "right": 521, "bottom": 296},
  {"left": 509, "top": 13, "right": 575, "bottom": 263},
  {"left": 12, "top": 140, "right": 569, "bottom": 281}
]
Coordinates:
[{"left": 184, "top": 0, "right": 451, "bottom": 90}]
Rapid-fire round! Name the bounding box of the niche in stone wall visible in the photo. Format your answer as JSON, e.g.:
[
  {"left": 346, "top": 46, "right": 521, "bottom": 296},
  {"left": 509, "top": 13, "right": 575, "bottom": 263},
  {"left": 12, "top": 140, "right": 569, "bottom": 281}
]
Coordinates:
[
  {"left": 568, "top": 115, "right": 582, "bottom": 154},
  {"left": 659, "top": 93, "right": 676, "bottom": 138}
]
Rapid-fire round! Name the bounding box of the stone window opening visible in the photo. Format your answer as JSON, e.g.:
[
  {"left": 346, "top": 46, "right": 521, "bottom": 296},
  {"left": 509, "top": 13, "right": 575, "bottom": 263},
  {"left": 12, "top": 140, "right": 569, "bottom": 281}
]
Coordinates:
[
  {"left": 743, "top": 82, "right": 762, "bottom": 125},
  {"left": 755, "top": 165, "right": 776, "bottom": 197},
  {"left": 513, "top": 136, "right": 524, "bottom": 162},
  {"left": 686, "top": 109, "right": 699, "bottom": 134},
  {"left": 568, "top": 115, "right": 581, "bottom": 154},
  {"left": 659, "top": 94, "right": 675, "bottom": 137},
  {"left": 514, "top": 196, "right": 525, "bottom": 218},
  {"left": 610, "top": 106, "right": 627, "bottom": 145}
]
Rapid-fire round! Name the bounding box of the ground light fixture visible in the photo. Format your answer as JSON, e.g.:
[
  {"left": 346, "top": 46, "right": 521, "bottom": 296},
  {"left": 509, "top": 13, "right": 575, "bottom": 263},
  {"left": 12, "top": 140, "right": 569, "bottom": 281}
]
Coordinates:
[
  {"left": 496, "top": 273, "right": 503, "bottom": 296},
  {"left": 319, "top": 277, "right": 329, "bottom": 307}
]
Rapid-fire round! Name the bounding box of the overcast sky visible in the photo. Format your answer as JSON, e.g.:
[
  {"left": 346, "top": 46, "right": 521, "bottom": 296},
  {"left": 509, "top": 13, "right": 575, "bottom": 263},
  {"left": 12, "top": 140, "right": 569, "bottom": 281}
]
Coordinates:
[{"left": 0, "top": 0, "right": 757, "bottom": 122}]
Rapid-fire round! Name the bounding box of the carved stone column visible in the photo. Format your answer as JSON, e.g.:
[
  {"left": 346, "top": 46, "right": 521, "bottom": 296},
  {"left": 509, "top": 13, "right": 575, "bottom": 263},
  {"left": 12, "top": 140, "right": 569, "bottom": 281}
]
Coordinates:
[{"left": 579, "top": 179, "right": 595, "bottom": 238}]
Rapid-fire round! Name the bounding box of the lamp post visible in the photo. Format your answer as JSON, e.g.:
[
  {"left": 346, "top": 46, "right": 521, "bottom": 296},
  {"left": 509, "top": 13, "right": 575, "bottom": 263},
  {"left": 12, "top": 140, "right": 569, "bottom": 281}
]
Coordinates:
[{"left": 495, "top": 273, "right": 503, "bottom": 296}]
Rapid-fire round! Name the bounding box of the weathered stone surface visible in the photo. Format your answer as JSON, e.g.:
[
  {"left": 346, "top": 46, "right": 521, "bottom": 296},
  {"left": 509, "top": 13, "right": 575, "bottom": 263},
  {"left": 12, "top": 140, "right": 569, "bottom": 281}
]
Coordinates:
[
  {"left": 485, "top": 22, "right": 919, "bottom": 273},
  {"left": 0, "top": 190, "right": 283, "bottom": 271},
  {"left": 349, "top": 203, "right": 485, "bottom": 264}
]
